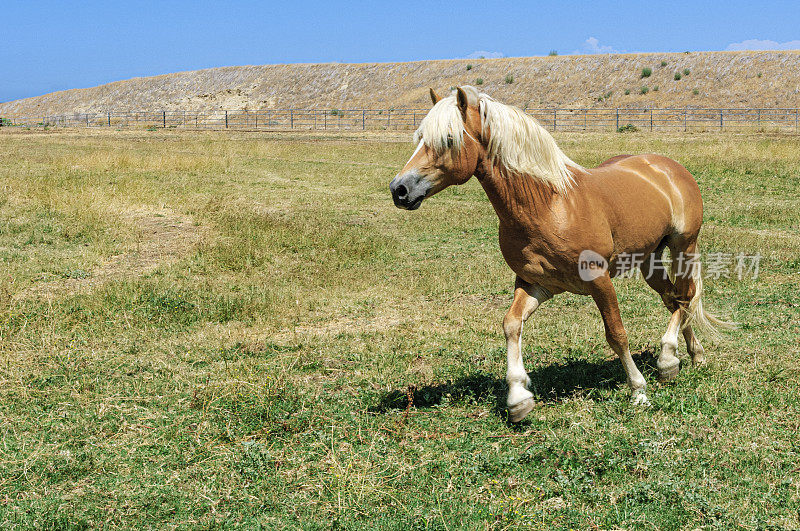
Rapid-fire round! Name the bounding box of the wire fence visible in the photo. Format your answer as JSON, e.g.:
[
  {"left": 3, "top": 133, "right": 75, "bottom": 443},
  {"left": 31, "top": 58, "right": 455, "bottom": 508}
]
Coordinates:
[{"left": 2, "top": 107, "right": 800, "bottom": 133}]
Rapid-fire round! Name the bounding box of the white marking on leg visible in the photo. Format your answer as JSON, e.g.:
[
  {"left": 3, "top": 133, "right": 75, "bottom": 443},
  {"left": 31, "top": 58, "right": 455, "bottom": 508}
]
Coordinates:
[
  {"left": 506, "top": 320, "right": 532, "bottom": 406},
  {"left": 658, "top": 309, "right": 682, "bottom": 379},
  {"left": 519, "top": 322, "right": 532, "bottom": 389},
  {"left": 504, "top": 286, "right": 551, "bottom": 418},
  {"left": 608, "top": 340, "right": 648, "bottom": 404},
  {"left": 661, "top": 312, "right": 681, "bottom": 354}
]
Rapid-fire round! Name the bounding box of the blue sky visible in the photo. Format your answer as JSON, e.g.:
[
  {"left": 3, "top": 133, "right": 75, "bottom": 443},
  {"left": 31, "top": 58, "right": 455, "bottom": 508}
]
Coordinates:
[{"left": 2, "top": 0, "right": 799, "bottom": 102}]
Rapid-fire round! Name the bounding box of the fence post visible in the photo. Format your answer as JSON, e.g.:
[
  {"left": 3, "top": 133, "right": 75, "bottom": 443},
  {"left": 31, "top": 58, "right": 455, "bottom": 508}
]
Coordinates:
[
  {"left": 162, "top": 111, "right": 166, "bottom": 128},
  {"left": 362, "top": 109, "right": 366, "bottom": 130},
  {"left": 684, "top": 107, "right": 687, "bottom": 132},
  {"left": 225, "top": 110, "right": 228, "bottom": 129},
  {"left": 720, "top": 110, "right": 723, "bottom": 131},
  {"left": 387, "top": 109, "right": 391, "bottom": 128},
  {"left": 107, "top": 112, "right": 111, "bottom": 127},
  {"left": 553, "top": 109, "right": 557, "bottom": 131},
  {"left": 290, "top": 109, "right": 293, "bottom": 129},
  {"left": 615, "top": 109, "right": 619, "bottom": 131}
]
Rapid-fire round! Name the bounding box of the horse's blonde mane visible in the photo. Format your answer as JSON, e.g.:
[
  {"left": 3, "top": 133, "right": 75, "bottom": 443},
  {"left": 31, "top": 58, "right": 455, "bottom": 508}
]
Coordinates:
[
  {"left": 481, "top": 96, "right": 583, "bottom": 194},
  {"left": 414, "top": 90, "right": 582, "bottom": 194},
  {"left": 413, "top": 95, "right": 464, "bottom": 155}
]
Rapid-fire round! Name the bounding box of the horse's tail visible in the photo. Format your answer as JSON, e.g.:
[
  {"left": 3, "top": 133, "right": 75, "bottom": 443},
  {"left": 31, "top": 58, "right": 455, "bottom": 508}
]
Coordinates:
[{"left": 683, "top": 258, "right": 737, "bottom": 338}]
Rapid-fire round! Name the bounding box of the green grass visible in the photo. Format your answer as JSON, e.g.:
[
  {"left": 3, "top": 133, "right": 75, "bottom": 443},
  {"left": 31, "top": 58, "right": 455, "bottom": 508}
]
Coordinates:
[{"left": 0, "top": 129, "right": 798, "bottom": 528}]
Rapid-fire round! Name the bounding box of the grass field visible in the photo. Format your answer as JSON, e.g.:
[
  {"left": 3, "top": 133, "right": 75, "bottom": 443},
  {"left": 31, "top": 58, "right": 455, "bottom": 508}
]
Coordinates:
[{"left": 0, "top": 128, "right": 798, "bottom": 529}]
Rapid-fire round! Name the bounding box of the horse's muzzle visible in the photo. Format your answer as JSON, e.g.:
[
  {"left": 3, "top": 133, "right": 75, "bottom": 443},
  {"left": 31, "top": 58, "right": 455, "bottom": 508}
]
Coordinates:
[{"left": 390, "top": 172, "right": 431, "bottom": 210}]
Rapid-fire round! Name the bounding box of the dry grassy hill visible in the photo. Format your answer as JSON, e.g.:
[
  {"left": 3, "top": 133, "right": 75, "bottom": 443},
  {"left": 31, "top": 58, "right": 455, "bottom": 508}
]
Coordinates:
[{"left": 2, "top": 51, "right": 799, "bottom": 116}]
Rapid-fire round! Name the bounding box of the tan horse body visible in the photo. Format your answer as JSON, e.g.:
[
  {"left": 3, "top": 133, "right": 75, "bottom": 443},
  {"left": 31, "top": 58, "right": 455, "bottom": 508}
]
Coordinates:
[
  {"left": 484, "top": 153, "right": 702, "bottom": 296},
  {"left": 390, "top": 86, "right": 731, "bottom": 422}
]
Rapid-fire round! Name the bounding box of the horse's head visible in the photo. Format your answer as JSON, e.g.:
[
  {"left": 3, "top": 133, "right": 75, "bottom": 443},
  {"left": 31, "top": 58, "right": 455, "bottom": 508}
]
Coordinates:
[{"left": 390, "top": 86, "right": 484, "bottom": 210}]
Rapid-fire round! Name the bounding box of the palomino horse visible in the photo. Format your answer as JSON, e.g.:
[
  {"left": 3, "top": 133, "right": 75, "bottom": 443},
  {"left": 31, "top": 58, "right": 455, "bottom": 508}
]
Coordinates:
[{"left": 390, "top": 86, "right": 731, "bottom": 422}]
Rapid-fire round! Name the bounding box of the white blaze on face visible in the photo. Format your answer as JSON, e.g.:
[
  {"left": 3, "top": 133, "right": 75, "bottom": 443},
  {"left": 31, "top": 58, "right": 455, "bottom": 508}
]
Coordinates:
[{"left": 404, "top": 140, "right": 425, "bottom": 168}]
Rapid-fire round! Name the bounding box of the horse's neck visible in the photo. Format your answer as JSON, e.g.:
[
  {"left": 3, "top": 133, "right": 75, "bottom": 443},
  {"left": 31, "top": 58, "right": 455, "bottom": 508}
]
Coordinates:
[{"left": 475, "top": 160, "right": 558, "bottom": 229}]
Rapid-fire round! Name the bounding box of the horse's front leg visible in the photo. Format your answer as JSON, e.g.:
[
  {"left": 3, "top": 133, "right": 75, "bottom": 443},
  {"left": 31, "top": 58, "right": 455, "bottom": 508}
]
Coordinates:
[
  {"left": 504, "top": 278, "right": 551, "bottom": 422},
  {"left": 589, "top": 273, "right": 649, "bottom": 405}
]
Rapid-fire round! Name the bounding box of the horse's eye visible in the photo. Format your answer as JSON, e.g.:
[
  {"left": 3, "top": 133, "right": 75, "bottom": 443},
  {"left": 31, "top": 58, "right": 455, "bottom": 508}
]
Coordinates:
[{"left": 446, "top": 135, "right": 454, "bottom": 149}]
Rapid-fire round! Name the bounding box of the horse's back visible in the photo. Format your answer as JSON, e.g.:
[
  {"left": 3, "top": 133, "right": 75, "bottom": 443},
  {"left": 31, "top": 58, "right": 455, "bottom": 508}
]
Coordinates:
[
  {"left": 594, "top": 153, "right": 699, "bottom": 193},
  {"left": 589, "top": 153, "right": 702, "bottom": 210},
  {"left": 577, "top": 153, "right": 704, "bottom": 250},
  {"left": 596, "top": 154, "right": 634, "bottom": 167}
]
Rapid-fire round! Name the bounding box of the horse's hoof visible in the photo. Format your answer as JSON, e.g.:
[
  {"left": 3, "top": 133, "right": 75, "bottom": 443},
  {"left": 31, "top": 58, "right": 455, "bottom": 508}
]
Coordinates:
[
  {"left": 691, "top": 353, "right": 707, "bottom": 367},
  {"left": 657, "top": 356, "right": 680, "bottom": 382},
  {"left": 508, "top": 398, "right": 535, "bottom": 423}
]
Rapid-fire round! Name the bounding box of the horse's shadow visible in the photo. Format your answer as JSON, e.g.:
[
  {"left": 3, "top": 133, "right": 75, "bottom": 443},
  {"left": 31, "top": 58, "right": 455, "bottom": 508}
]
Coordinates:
[{"left": 370, "top": 349, "right": 658, "bottom": 419}]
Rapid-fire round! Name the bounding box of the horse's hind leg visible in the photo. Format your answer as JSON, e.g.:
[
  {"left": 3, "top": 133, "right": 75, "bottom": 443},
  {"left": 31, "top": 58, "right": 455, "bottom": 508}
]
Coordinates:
[
  {"left": 641, "top": 245, "right": 682, "bottom": 381},
  {"left": 641, "top": 240, "right": 706, "bottom": 380},
  {"left": 671, "top": 239, "right": 706, "bottom": 367},
  {"left": 589, "top": 273, "right": 648, "bottom": 405},
  {"left": 657, "top": 309, "right": 684, "bottom": 381},
  {"left": 682, "top": 325, "right": 706, "bottom": 366},
  {"left": 503, "top": 278, "right": 551, "bottom": 422}
]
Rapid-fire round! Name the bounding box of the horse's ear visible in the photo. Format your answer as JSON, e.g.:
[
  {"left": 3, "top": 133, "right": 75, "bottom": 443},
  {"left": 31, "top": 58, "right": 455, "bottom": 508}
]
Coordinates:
[
  {"left": 429, "top": 88, "right": 441, "bottom": 105},
  {"left": 456, "top": 86, "right": 469, "bottom": 118}
]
